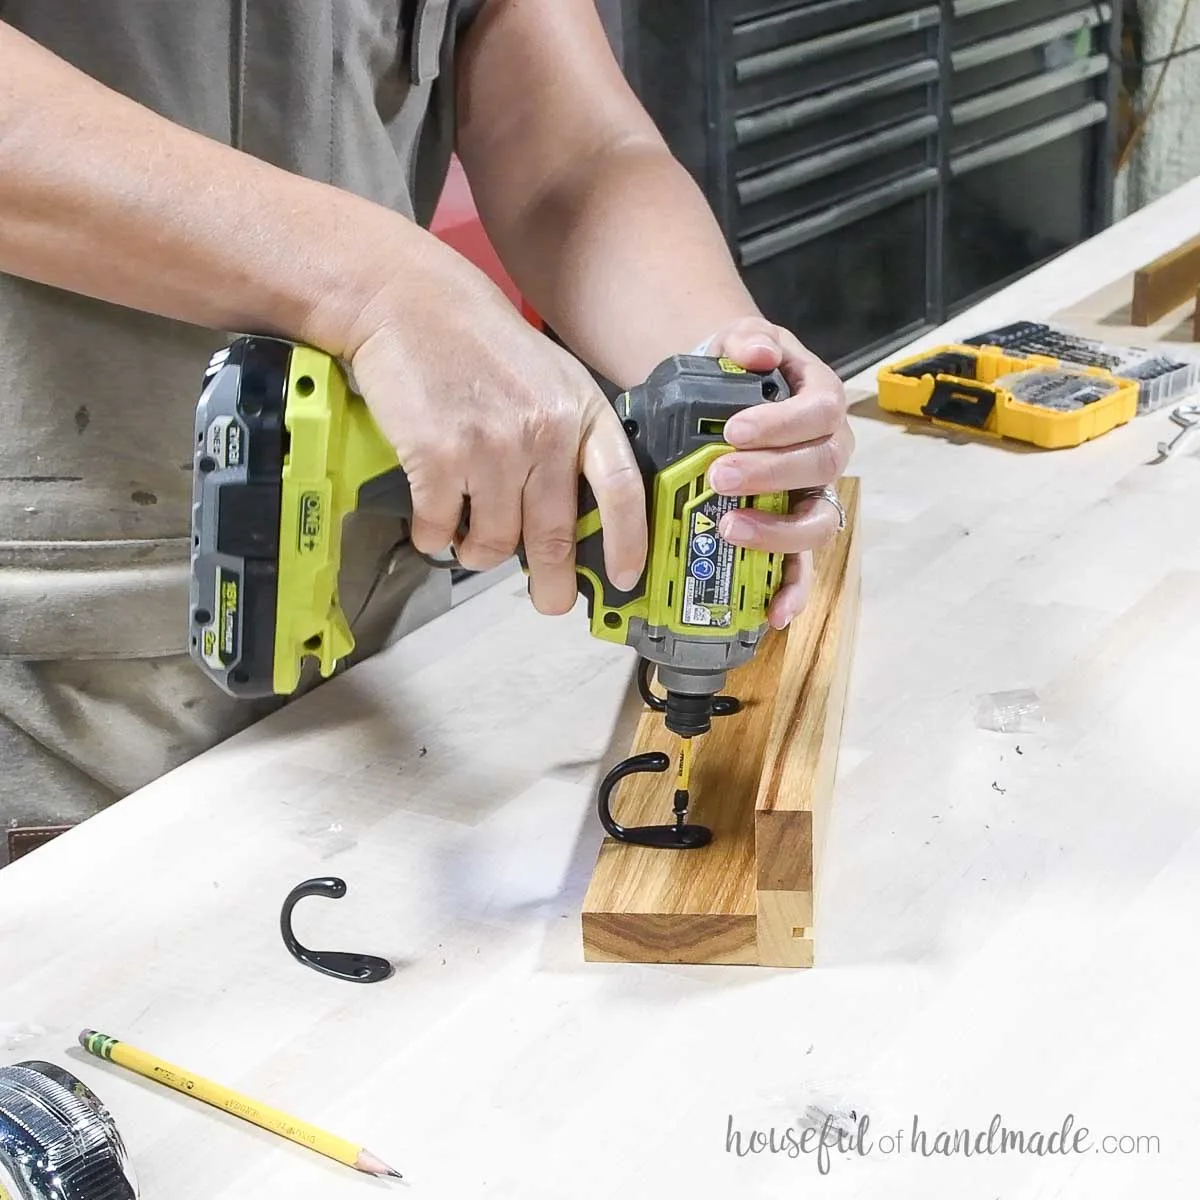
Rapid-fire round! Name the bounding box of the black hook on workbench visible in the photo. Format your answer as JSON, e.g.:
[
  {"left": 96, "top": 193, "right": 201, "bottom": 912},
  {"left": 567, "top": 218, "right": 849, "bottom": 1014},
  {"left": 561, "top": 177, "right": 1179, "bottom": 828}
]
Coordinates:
[
  {"left": 596, "top": 752, "right": 713, "bottom": 850},
  {"left": 280, "top": 878, "right": 394, "bottom": 984},
  {"left": 636, "top": 658, "right": 741, "bottom": 717}
]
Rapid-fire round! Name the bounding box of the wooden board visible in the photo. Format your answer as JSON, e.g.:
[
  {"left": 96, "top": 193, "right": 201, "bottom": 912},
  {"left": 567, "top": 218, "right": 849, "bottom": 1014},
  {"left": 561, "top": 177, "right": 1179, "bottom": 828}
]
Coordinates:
[
  {"left": 755, "top": 489, "right": 861, "bottom": 966},
  {"left": 581, "top": 478, "right": 861, "bottom": 967},
  {"left": 1050, "top": 273, "right": 1200, "bottom": 347},
  {"left": 1131, "top": 233, "right": 1200, "bottom": 326}
]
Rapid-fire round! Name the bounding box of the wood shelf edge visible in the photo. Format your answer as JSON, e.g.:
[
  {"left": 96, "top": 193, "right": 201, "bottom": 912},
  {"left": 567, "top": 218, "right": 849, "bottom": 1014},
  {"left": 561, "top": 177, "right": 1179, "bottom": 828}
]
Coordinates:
[{"left": 582, "top": 913, "right": 757, "bottom": 965}]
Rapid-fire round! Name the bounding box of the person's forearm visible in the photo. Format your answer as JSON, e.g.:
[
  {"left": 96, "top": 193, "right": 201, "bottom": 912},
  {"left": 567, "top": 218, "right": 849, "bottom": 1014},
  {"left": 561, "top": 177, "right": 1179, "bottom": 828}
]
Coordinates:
[
  {"left": 0, "top": 24, "right": 445, "bottom": 356},
  {"left": 470, "top": 138, "right": 763, "bottom": 388}
]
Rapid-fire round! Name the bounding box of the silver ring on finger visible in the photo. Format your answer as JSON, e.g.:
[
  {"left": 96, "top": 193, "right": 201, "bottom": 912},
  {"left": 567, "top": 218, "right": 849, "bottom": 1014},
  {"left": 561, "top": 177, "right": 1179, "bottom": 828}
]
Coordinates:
[{"left": 797, "top": 484, "right": 846, "bottom": 532}]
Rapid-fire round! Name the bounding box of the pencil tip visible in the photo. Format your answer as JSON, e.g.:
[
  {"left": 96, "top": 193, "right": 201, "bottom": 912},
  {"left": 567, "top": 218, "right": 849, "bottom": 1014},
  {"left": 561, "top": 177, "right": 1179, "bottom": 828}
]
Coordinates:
[{"left": 356, "top": 1150, "right": 405, "bottom": 1180}]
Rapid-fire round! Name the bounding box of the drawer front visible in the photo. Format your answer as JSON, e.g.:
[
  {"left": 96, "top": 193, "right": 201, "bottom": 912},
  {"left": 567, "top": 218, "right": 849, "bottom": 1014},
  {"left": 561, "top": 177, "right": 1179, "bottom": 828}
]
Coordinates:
[
  {"left": 741, "top": 187, "right": 933, "bottom": 367},
  {"left": 732, "top": 0, "right": 939, "bottom": 52},
  {"left": 734, "top": 18, "right": 938, "bottom": 113},
  {"left": 946, "top": 115, "right": 1104, "bottom": 306},
  {"left": 738, "top": 120, "right": 937, "bottom": 233},
  {"left": 951, "top": 0, "right": 1108, "bottom": 47},
  {"left": 952, "top": 76, "right": 1101, "bottom": 151},
  {"left": 726, "top": 0, "right": 941, "bottom": 177},
  {"left": 951, "top": 3, "right": 1111, "bottom": 97},
  {"left": 732, "top": 60, "right": 939, "bottom": 175}
]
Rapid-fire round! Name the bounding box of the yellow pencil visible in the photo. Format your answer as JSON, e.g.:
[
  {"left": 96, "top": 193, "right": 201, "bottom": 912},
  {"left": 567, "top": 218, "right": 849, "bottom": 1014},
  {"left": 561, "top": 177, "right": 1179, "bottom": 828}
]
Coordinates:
[{"left": 79, "top": 1029, "right": 402, "bottom": 1180}]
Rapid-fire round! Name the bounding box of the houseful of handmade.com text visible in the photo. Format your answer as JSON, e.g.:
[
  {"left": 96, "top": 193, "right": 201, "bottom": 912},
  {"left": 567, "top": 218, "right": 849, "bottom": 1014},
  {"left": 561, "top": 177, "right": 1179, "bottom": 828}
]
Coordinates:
[{"left": 725, "top": 1113, "right": 1161, "bottom": 1175}]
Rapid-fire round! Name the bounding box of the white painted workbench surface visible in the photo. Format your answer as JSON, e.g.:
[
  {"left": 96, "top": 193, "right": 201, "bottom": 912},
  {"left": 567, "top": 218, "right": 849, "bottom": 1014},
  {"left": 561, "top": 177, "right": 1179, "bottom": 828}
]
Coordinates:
[{"left": 5, "top": 181, "right": 1200, "bottom": 1200}]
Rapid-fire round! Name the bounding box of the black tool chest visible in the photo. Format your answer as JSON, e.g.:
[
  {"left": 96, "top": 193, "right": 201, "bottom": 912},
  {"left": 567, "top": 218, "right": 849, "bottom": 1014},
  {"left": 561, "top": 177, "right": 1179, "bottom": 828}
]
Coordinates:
[{"left": 610, "top": 0, "right": 1118, "bottom": 374}]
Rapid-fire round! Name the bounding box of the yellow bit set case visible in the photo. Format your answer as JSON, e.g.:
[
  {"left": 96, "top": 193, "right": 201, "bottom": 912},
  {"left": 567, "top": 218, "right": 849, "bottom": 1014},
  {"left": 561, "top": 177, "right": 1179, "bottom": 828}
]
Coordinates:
[{"left": 877, "top": 344, "right": 1140, "bottom": 449}]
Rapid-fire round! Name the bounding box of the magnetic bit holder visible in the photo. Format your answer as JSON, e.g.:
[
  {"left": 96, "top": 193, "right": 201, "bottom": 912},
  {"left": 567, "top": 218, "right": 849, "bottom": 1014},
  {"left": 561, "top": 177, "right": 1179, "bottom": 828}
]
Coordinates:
[
  {"left": 280, "top": 877, "right": 394, "bottom": 984},
  {"left": 596, "top": 752, "right": 713, "bottom": 850},
  {"left": 636, "top": 657, "right": 741, "bottom": 718}
]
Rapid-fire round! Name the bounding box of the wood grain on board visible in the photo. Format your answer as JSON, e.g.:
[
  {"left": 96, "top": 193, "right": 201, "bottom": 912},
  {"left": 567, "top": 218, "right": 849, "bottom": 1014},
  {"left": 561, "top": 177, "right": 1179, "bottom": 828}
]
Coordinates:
[
  {"left": 755, "top": 481, "right": 861, "bottom": 966},
  {"left": 581, "top": 478, "right": 861, "bottom": 967}
]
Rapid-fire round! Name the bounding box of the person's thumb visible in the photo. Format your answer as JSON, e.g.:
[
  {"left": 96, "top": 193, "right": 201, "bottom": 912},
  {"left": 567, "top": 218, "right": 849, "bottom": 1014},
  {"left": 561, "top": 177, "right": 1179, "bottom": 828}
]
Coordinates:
[{"left": 708, "top": 321, "right": 784, "bottom": 372}]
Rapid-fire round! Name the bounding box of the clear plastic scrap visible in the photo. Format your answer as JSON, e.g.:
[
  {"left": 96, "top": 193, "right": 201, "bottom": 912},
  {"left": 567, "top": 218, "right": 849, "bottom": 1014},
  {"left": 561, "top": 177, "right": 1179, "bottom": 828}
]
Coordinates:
[{"left": 974, "top": 689, "right": 1044, "bottom": 733}]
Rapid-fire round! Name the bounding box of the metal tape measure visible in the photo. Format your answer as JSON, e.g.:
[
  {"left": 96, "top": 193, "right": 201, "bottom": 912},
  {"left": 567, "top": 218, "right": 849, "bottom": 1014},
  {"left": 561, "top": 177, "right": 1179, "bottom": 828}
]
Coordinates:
[{"left": 0, "top": 1063, "right": 137, "bottom": 1200}]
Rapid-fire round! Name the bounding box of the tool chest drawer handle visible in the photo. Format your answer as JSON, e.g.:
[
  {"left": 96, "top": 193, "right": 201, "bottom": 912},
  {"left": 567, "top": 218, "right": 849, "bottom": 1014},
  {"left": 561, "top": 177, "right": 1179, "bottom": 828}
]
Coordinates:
[
  {"left": 954, "top": 0, "right": 1030, "bottom": 15},
  {"left": 734, "top": 0, "right": 889, "bottom": 45},
  {"left": 738, "top": 114, "right": 938, "bottom": 206},
  {"left": 739, "top": 167, "right": 938, "bottom": 267},
  {"left": 950, "top": 102, "right": 1108, "bottom": 177},
  {"left": 951, "top": 6, "right": 1111, "bottom": 72},
  {"left": 951, "top": 56, "right": 1109, "bottom": 127},
  {"left": 736, "top": 6, "right": 940, "bottom": 81},
  {"left": 734, "top": 58, "right": 938, "bottom": 147}
]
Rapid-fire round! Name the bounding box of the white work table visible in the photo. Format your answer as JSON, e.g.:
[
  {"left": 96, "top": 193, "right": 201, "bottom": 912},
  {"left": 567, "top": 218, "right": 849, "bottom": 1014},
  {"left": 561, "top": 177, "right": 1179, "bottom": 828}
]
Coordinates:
[{"left": 5, "top": 180, "right": 1200, "bottom": 1199}]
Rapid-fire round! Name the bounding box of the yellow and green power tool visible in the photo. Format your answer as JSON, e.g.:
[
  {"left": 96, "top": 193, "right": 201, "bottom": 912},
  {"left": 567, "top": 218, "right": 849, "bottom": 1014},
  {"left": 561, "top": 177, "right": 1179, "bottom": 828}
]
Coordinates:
[{"left": 189, "top": 336, "right": 788, "bottom": 846}]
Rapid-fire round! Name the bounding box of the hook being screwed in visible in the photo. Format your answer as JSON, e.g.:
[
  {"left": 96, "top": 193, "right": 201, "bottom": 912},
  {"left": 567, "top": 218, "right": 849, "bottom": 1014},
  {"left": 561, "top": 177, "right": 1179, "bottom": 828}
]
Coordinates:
[{"left": 595, "top": 660, "right": 748, "bottom": 851}]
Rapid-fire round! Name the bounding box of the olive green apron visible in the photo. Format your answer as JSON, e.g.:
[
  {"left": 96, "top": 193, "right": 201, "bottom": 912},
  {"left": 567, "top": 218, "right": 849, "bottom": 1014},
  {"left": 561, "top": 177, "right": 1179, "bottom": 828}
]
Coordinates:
[{"left": 0, "top": 0, "right": 483, "bottom": 862}]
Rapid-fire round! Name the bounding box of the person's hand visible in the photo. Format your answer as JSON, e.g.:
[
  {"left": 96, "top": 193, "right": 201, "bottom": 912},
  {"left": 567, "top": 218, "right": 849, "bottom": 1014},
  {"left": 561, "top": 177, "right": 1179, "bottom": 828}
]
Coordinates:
[
  {"left": 343, "top": 251, "right": 647, "bottom": 615},
  {"left": 701, "top": 317, "right": 853, "bottom": 629}
]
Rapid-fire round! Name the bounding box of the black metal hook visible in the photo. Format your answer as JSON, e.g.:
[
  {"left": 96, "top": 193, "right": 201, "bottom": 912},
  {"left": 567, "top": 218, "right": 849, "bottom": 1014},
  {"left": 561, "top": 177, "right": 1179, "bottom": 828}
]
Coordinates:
[
  {"left": 596, "top": 751, "right": 712, "bottom": 850},
  {"left": 636, "top": 658, "right": 741, "bottom": 717},
  {"left": 280, "top": 877, "right": 394, "bottom": 984}
]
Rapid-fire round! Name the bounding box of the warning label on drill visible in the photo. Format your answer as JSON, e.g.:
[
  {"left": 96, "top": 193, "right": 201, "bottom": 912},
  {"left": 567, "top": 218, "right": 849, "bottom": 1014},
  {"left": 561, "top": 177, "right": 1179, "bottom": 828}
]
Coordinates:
[{"left": 682, "top": 495, "right": 738, "bottom": 628}]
